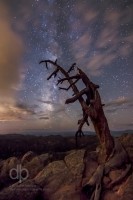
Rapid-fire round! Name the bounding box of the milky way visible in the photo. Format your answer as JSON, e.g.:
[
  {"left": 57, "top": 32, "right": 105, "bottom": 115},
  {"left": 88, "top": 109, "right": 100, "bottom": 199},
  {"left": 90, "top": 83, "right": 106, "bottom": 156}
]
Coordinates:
[{"left": 0, "top": 0, "right": 133, "bottom": 133}]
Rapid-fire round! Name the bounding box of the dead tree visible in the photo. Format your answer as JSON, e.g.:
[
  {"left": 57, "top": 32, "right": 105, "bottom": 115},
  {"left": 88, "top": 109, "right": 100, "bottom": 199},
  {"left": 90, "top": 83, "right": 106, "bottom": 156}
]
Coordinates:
[
  {"left": 40, "top": 59, "right": 131, "bottom": 200},
  {"left": 39, "top": 59, "right": 88, "bottom": 146}
]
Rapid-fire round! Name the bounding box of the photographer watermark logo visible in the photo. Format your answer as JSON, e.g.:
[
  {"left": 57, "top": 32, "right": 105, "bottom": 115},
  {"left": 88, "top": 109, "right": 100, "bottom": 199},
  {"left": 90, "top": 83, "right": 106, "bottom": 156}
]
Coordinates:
[{"left": 9, "top": 164, "right": 29, "bottom": 183}]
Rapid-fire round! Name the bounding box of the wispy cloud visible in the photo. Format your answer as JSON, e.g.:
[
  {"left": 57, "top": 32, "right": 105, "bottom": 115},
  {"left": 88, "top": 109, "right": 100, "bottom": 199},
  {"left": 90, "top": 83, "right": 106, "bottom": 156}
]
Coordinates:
[
  {"left": 105, "top": 97, "right": 133, "bottom": 114},
  {"left": 0, "top": 2, "right": 24, "bottom": 99},
  {"left": 71, "top": 4, "right": 133, "bottom": 76},
  {"left": 37, "top": 99, "right": 61, "bottom": 106},
  {"left": 39, "top": 117, "right": 49, "bottom": 120},
  {"left": 0, "top": 102, "right": 36, "bottom": 121},
  {"left": 106, "top": 96, "right": 133, "bottom": 107}
]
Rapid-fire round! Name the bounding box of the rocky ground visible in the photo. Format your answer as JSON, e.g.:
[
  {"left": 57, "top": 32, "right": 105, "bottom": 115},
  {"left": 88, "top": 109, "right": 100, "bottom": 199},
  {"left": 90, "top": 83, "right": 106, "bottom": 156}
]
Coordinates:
[{"left": 0, "top": 133, "right": 133, "bottom": 200}]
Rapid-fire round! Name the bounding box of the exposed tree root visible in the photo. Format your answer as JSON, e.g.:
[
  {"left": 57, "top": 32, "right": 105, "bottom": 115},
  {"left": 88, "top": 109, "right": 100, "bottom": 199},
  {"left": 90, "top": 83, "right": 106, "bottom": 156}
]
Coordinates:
[
  {"left": 107, "top": 164, "right": 131, "bottom": 189},
  {"left": 82, "top": 139, "right": 132, "bottom": 200},
  {"left": 39, "top": 59, "right": 132, "bottom": 200},
  {"left": 82, "top": 164, "right": 104, "bottom": 200}
]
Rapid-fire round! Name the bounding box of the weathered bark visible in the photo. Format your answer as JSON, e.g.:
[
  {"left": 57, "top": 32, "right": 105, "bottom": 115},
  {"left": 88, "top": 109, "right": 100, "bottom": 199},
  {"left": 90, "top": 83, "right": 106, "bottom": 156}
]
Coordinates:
[
  {"left": 76, "top": 68, "right": 114, "bottom": 159},
  {"left": 90, "top": 105, "right": 114, "bottom": 161},
  {"left": 40, "top": 59, "right": 131, "bottom": 200},
  {"left": 40, "top": 59, "right": 114, "bottom": 158}
]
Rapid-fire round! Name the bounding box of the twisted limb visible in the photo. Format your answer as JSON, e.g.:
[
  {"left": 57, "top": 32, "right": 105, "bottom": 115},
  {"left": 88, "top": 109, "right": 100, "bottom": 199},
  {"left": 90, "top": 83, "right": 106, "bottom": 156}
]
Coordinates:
[
  {"left": 39, "top": 60, "right": 88, "bottom": 145},
  {"left": 40, "top": 59, "right": 132, "bottom": 200},
  {"left": 82, "top": 139, "right": 132, "bottom": 200},
  {"left": 76, "top": 113, "right": 89, "bottom": 147},
  {"left": 75, "top": 104, "right": 90, "bottom": 146}
]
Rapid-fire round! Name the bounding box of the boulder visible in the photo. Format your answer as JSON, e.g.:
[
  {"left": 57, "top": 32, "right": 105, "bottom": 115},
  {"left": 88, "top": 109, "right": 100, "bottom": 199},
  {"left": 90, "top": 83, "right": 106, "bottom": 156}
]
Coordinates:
[
  {"left": 35, "top": 160, "right": 69, "bottom": 186},
  {"left": 0, "top": 157, "right": 19, "bottom": 189},
  {"left": 64, "top": 149, "right": 85, "bottom": 176},
  {"left": 0, "top": 180, "right": 43, "bottom": 200},
  {"left": 24, "top": 153, "right": 50, "bottom": 178},
  {"left": 0, "top": 157, "right": 19, "bottom": 176},
  {"left": 21, "top": 151, "right": 36, "bottom": 164}
]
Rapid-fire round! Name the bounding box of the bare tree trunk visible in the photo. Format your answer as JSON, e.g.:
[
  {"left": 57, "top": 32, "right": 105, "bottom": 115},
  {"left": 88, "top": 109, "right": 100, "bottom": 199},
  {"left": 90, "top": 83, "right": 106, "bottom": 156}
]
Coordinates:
[
  {"left": 90, "top": 106, "right": 114, "bottom": 161},
  {"left": 65, "top": 67, "right": 114, "bottom": 159},
  {"left": 40, "top": 59, "right": 131, "bottom": 200}
]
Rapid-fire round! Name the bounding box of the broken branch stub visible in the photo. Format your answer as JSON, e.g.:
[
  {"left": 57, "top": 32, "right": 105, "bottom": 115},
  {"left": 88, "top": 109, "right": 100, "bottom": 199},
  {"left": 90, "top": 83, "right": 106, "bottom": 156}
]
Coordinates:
[
  {"left": 65, "top": 88, "right": 90, "bottom": 104},
  {"left": 40, "top": 59, "right": 132, "bottom": 200},
  {"left": 67, "top": 63, "right": 76, "bottom": 73},
  {"left": 40, "top": 59, "right": 114, "bottom": 159},
  {"left": 40, "top": 60, "right": 89, "bottom": 146}
]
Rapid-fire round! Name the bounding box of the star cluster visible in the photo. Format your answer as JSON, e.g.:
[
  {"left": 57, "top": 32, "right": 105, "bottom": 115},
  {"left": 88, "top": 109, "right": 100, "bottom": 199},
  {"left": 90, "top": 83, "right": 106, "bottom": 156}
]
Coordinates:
[{"left": 0, "top": 0, "right": 133, "bottom": 133}]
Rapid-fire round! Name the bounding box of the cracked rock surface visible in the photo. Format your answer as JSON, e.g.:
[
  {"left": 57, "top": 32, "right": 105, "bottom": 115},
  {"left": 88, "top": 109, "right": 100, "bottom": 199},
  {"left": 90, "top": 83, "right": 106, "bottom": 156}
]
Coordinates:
[{"left": 0, "top": 134, "right": 133, "bottom": 200}]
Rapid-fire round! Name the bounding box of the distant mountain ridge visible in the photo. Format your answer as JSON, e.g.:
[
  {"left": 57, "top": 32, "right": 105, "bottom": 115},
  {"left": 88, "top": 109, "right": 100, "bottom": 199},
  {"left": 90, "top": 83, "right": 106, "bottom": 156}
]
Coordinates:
[{"left": 0, "top": 130, "right": 132, "bottom": 137}]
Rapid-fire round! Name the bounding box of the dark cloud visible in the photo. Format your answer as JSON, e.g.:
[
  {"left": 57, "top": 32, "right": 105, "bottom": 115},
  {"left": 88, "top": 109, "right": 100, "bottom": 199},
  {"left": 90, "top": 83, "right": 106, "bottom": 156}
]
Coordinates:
[
  {"left": 37, "top": 111, "right": 48, "bottom": 116},
  {"left": 115, "top": 122, "right": 133, "bottom": 130},
  {"left": 39, "top": 117, "right": 49, "bottom": 120},
  {"left": 126, "top": 123, "right": 133, "bottom": 128},
  {"left": 105, "top": 97, "right": 133, "bottom": 107},
  {"left": 37, "top": 99, "right": 60, "bottom": 106},
  {"left": 0, "top": 0, "right": 132, "bottom": 132},
  {"left": 0, "top": 102, "right": 36, "bottom": 121},
  {"left": 15, "top": 103, "right": 36, "bottom": 115},
  {"left": 105, "top": 97, "right": 133, "bottom": 114},
  {"left": 52, "top": 107, "right": 66, "bottom": 114},
  {"left": 105, "top": 108, "right": 118, "bottom": 114}
]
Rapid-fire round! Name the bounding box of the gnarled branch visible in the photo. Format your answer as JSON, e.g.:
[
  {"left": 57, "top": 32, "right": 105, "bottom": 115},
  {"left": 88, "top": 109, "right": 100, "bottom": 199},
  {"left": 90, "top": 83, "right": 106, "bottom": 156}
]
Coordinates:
[
  {"left": 76, "top": 114, "right": 89, "bottom": 145},
  {"left": 40, "top": 59, "right": 114, "bottom": 158},
  {"left": 41, "top": 59, "right": 132, "bottom": 200},
  {"left": 57, "top": 74, "right": 80, "bottom": 85},
  {"left": 67, "top": 63, "right": 76, "bottom": 73},
  {"left": 47, "top": 68, "right": 59, "bottom": 80},
  {"left": 65, "top": 88, "right": 90, "bottom": 104},
  {"left": 59, "top": 78, "right": 80, "bottom": 91},
  {"left": 39, "top": 60, "right": 48, "bottom": 69},
  {"left": 39, "top": 60, "right": 84, "bottom": 105}
]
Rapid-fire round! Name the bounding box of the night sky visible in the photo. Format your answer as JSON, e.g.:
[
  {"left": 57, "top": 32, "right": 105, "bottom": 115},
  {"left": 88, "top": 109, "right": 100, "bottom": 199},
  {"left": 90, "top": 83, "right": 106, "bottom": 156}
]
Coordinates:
[{"left": 0, "top": 0, "right": 133, "bottom": 134}]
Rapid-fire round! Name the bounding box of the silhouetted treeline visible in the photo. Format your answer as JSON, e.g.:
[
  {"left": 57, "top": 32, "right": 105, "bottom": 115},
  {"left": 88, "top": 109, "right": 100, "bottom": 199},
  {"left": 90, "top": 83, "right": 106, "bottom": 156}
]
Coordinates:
[{"left": 0, "top": 134, "right": 98, "bottom": 159}]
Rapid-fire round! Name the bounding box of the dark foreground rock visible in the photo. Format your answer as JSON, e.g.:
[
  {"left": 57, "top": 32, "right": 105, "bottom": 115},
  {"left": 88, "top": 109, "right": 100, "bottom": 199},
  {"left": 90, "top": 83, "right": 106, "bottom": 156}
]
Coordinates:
[{"left": 0, "top": 134, "right": 133, "bottom": 200}]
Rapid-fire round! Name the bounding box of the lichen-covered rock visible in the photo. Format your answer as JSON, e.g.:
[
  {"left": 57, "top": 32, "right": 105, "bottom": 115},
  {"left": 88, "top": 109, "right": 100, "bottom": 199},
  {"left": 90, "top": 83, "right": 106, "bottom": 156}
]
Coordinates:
[
  {"left": 120, "top": 134, "right": 133, "bottom": 148},
  {"left": 64, "top": 149, "right": 85, "bottom": 176},
  {"left": 34, "top": 150, "right": 86, "bottom": 200},
  {"left": 0, "top": 134, "right": 133, "bottom": 200},
  {"left": 0, "top": 157, "right": 19, "bottom": 176},
  {"left": 35, "top": 160, "right": 69, "bottom": 186},
  {"left": 25, "top": 153, "right": 49, "bottom": 178},
  {"left": 0, "top": 180, "right": 43, "bottom": 200},
  {"left": 0, "top": 157, "right": 19, "bottom": 189},
  {"left": 51, "top": 184, "right": 81, "bottom": 200},
  {"left": 80, "top": 151, "right": 98, "bottom": 187},
  {"left": 21, "top": 151, "right": 36, "bottom": 164},
  {"left": 34, "top": 160, "right": 74, "bottom": 199},
  {"left": 120, "top": 174, "right": 133, "bottom": 200},
  {"left": 102, "top": 190, "right": 119, "bottom": 200}
]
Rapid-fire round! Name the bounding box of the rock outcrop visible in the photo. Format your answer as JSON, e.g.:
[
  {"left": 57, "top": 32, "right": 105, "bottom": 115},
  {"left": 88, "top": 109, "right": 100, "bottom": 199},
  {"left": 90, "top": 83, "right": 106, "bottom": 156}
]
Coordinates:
[{"left": 0, "top": 134, "right": 133, "bottom": 200}]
